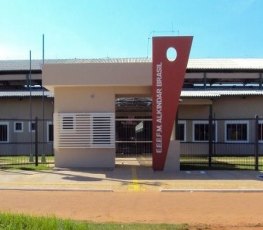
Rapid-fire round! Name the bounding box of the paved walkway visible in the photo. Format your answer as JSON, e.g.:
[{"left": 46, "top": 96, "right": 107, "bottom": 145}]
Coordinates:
[{"left": 0, "top": 158, "right": 263, "bottom": 191}]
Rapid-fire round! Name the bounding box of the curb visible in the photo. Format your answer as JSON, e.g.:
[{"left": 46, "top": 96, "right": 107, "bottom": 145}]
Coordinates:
[
  {"left": 160, "top": 188, "right": 263, "bottom": 193},
  {"left": 0, "top": 188, "right": 113, "bottom": 192}
]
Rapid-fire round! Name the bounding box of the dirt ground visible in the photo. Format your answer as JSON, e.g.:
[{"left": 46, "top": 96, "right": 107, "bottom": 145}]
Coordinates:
[{"left": 0, "top": 191, "right": 263, "bottom": 229}]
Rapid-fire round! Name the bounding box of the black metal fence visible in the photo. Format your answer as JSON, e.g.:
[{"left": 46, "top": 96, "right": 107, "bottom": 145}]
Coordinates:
[
  {"left": 115, "top": 117, "right": 263, "bottom": 170},
  {"left": 0, "top": 117, "right": 54, "bottom": 168},
  {"left": 1, "top": 116, "right": 263, "bottom": 170},
  {"left": 180, "top": 116, "right": 263, "bottom": 170}
]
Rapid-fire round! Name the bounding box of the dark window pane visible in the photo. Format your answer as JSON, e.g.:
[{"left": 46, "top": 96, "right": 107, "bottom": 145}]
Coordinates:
[
  {"left": 204, "top": 124, "right": 209, "bottom": 140},
  {"left": 195, "top": 123, "right": 209, "bottom": 141},
  {"left": 31, "top": 122, "right": 36, "bottom": 131},
  {"left": 226, "top": 123, "right": 247, "bottom": 141},
  {"left": 178, "top": 123, "right": 185, "bottom": 141},
  {"left": 258, "top": 124, "right": 263, "bottom": 140},
  {"left": 48, "top": 124, "right": 54, "bottom": 141},
  {"left": 194, "top": 123, "right": 215, "bottom": 142},
  {"left": 0, "top": 124, "right": 8, "bottom": 142},
  {"left": 194, "top": 124, "right": 200, "bottom": 140},
  {"left": 15, "top": 122, "right": 22, "bottom": 131}
]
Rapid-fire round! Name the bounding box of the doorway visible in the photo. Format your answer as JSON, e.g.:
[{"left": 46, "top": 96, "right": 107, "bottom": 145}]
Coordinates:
[{"left": 115, "top": 97, "right": 152, "bottom": 166}]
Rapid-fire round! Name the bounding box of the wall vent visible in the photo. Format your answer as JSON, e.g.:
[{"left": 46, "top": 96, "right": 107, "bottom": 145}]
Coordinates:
[{"left": 54, "top": 113, "right": 115, "bottom": 148}]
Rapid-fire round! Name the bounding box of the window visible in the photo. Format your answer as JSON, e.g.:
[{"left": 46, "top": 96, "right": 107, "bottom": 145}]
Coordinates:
[
  {"left": 225, "top": 121, "right": 249, "bottom": 143},
  {"left": 29, "top": 121, "right": 36, "bottom": 132},
  {"left": 258, "top": 121, "right": 263, "bottom": 142},
  {"left": 47, "top": 122, "right": 54, "bottom": 142},
  {"left": 0, "top": 122, "right": 9, "bottom": 143},
  {"left": 193, "top": 121, "right": 217, "bottom": 142},
  {"left": 177, "top": 120, "right": 186, "bottom": 142},
  {"left": 14, "top": 121, "right": 23, "bottom": 133}
]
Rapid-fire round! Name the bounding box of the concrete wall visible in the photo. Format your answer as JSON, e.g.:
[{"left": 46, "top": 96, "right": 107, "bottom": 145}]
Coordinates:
[
  {"left": 55, "top": 149, "right": 115, "bottom": 169},
  {"left": 178, "top": 96, "right": 263, "bottom": 120},
  {"left": 43, "top": 63, "right": 152, "bottom": 90},
  {"left": 46, "top": 68, "right": 151, "bottom": 166},
  {"left": 206, "top": 72, "right": 260, "bottom": 80},
  {"left": 0, "top": 97, "right": 53, "bottom": 119},
  {"left": 0, "top": 73, "right": 41, "bottom": 81},
  {"left": 54, "top": 86, "right": 151, "bottom": 113},
  {"left": 54, "top": 87, "right": 115, "bottom": 113},
  {"left": 213, "top": 96, "right": 263, "bottom": 119},
  {"left": 53, "top": 86, "right": 150, "bottom": 168}
]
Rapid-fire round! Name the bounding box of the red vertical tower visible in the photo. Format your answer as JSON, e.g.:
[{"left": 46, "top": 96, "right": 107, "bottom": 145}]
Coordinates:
[{"left": 152, "top": 36, "right": 193, "bottom": 170}]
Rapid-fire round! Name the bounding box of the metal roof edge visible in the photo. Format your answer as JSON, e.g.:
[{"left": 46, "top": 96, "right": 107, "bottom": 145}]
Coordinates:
[{"left": 1, "top": 58, "right": 263, "bottom": 72}]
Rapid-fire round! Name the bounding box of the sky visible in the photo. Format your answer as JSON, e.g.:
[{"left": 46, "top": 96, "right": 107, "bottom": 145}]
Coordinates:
[{"left": 0, "top": 0, "right": 262, "bottom": 60}]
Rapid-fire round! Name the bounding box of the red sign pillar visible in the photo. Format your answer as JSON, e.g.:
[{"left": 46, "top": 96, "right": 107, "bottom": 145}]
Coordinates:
[{"left": 152, "top": 36, "right": 193, "bottom": 171}]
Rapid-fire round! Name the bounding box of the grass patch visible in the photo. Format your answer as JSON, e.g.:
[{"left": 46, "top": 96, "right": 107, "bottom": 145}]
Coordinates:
[
  {"left": 0, "top": 212, "right": 188, "bottom": 230},
  {"left": 0, "top": 156, "right": 54, "bottom": 170},
  {"left": 0, "top": 164, "right": 52, "bottom": 171},
  {"left": 0, "top": 156, "right": 54, "bottom": 164}
]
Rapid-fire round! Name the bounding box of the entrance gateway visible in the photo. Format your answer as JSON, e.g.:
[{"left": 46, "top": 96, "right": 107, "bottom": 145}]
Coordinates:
[
  {"left": 115, "top": 96, "right": 152, "bottom": 165},
  {"left": 42, "top": 36, "right": 193, "bottom": 170}
]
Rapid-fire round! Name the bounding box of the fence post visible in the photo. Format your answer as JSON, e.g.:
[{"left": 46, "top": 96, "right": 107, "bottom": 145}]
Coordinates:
[
  {"left": 208, "top": 105, "right": 213, "bottom": 168},
  {"left": 255, "top": 115, "right": 259, "bottom": 171},
  {"left": 35, "top": 117, "right": 39, "bottom": 166}
]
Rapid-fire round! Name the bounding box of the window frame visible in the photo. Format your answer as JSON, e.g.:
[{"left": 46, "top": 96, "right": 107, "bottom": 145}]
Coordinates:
[
  {"left": 14, "top": 121, "right": 23, "bottom": 133},
  {"left": 192, "top": 120, "right": 217, "bottom": 142},
  {"left": 224, "top": 120, "right": 249, "bottom": 143},
  {"left": 178, "top": 120, "right": 186, "bottom": 142},
  {"left": 28, "top": 121, "right": 36, "bottom": 133},
  {"left": 47, "top": 121, "right": 54, "bottom": 142},
  {"left": 0, "top": 122, "right": 9, "bottom": 143},
  {"left": 258, "top": 120, "right": 263, "bottom": 143}
]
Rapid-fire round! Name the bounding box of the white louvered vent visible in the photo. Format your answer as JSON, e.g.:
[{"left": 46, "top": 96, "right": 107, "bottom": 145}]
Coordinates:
[{"left": 54, "top": 113, "right": 115, "bottom": 148}]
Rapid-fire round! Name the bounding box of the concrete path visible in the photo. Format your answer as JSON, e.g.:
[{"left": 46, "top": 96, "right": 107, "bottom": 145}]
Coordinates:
[{"left": 0, "top": 162, "right": 263, "bottom": 191}]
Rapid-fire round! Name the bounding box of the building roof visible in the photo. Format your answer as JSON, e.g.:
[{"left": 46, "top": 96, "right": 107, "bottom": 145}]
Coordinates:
[
  {"left": 1, "top": 89, "right": 262, "bottom": 99},
  {"left": 0, "top": 58, "right": 150, "bottom": 72},
  {"left": 116, "top": 89, "right": 263, "bottom": 110},
  {"left": 187, "top": 59, "right": 263, "bottom": 70},
  {"left": 1, "top": 58, "right": 263, "bottom": 72}
]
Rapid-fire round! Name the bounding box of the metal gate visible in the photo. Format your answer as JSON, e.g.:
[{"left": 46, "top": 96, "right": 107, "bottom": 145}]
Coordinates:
[{"left": 115, "top": 118, "right": 152, "bottom": 165}]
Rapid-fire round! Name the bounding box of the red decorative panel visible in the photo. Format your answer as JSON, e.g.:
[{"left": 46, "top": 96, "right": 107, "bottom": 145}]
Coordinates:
[{"left": 152, "top": 36, "right": 193, "bottom": 170}]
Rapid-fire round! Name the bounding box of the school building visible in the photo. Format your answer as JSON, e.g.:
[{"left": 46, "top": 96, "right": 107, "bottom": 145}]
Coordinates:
[
  {"left": 1, "top": 50, "right": 263, "bottom": 170},
  {"left": 42, "top": 57, "right": 263, "bottom": 170}
]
